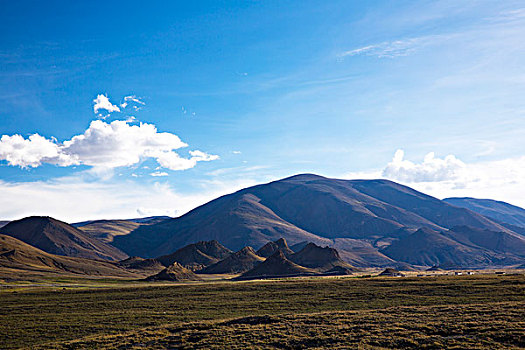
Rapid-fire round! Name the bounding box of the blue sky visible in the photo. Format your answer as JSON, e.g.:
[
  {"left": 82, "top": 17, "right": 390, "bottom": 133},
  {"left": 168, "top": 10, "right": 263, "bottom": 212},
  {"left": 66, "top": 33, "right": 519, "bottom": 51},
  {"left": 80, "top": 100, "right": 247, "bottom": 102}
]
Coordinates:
[{"left": 1, "top": 1, "right": 525, "bottom": 221}]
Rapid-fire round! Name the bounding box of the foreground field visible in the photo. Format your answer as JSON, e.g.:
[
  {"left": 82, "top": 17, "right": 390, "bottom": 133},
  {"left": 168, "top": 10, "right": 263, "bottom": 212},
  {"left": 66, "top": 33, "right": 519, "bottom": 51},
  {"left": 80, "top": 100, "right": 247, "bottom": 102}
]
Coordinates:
[{"left": 1, "top": 274, "right": 524, "bottom": 349}]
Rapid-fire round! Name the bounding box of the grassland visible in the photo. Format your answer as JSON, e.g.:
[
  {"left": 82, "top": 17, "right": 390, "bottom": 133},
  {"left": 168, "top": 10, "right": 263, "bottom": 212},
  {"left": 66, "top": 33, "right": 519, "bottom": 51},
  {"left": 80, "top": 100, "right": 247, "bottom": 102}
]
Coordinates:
[{"left": 1, "top": 274, "right": 524, "bottom": 349}]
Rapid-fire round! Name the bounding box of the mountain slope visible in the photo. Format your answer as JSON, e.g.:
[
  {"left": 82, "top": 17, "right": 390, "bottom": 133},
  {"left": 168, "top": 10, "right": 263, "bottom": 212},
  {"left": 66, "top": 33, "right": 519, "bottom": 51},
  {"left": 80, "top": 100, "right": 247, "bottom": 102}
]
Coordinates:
[
  {"left": 238, "top": 250, "right": 317, "bottom": 279},
  {"left": 75, "top": 216, "right": 171, "bottom": 244},
  {"left": 113, "top": 189, "right": 332, "bottom": 257},
  {"left": 0, "top": 234, "right": 140, "bottom": 277},
  {"left": 156, "top": 240, "right": 232, "bottom": 270},
  {"left": 290, "top": 243, "right": 358, "bottom": 272},
  {"left": 444, "top": 197, "right": 525, "bottom": 229},
  {"left": 199, "top": 247, "right": 264, "bottom": 274},
  {"left": 256, "top": 238, "right": 294, "bottom": 258},
  {"left": 145, "top": 262, "right": 202, "bottom": 281},
  {"left": 443, "top": 226, "right": 525, "bottom": 257},
  {"left": 381, "top": 227, "right": 523, "bottom": 267},
  {"left": 0, "top": 216, "right": 127, "bottom": 261},
  {"left": 76, "top": 220, "right": 141, "bottom": 243},
  {"left": 112, "top": 174, "right": 516, "bottom": 266}
]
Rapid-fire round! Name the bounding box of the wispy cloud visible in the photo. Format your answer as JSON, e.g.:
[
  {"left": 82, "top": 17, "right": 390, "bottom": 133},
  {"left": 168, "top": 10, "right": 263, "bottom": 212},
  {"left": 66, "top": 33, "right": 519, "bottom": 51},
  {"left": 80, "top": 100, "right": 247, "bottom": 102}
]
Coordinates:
[
  {"left": 0, "top": 175, "right": 252, "bottom": 222},
  {"left": 120, "top": 95, "right": 145, "bottom": 109},
  {"left": 338, "top": 36, "right": 438, "bottom": 59},
  {"left": 150, "top": 171, "right": 168, "bottom": 177}
]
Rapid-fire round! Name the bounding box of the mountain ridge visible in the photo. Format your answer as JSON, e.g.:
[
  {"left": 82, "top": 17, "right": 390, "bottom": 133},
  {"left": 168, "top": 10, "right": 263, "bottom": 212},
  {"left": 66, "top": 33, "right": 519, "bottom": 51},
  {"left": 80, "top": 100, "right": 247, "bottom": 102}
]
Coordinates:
[
  {"left": 112, "top": 174, "right": 519, "bottom": 268},
  {"left": 0, "top": 216, "right": 128, "bottom": 261}
]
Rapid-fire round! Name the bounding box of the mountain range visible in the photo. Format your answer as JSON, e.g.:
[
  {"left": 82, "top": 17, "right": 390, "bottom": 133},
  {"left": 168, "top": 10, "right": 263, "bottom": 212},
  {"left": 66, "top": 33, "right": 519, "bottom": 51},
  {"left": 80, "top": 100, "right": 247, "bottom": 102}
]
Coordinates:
[
  {"left": 110, "top": 174, "right": 524, "bottom": 268},
  {"left": 1, "top": 174, "right": 525, "bottom": 274},
  {"left": 444, "top": 197, "right": 525, "bottom": 230}
]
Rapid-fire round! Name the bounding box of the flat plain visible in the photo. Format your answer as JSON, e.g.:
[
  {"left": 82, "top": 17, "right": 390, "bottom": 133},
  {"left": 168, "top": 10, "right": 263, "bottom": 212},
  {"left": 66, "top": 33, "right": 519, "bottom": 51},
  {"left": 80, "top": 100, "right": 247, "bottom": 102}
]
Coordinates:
[{"left": 1, "top": 274, "right": 524, "bottom": 349}]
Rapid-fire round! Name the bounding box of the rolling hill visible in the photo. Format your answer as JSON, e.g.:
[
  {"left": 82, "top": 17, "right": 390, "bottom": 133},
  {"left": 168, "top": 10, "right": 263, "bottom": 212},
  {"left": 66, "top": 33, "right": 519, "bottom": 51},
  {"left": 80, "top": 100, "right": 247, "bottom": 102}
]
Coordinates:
[
  {"left": 74, "top": 216, "right": 170, "bottom": 244},
  {"left": 0, "top": 234, "right": 142, "bottom": 277},
  {"left": 112, "top": 174, "right": 516, "bottom": 268},
  {"left": 0, "top": 216, "right": 128, "bottom": 261}
]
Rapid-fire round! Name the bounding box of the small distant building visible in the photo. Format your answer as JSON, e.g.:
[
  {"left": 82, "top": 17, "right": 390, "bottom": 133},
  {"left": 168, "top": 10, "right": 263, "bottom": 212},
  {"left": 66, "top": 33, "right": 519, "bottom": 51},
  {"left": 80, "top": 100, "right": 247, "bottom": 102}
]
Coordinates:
[
  {"left": 495, "top": 271, "right": 506, "bottom": 275},
  {"left": 455, "top": 272, "right": 463, "bottom": 275}
]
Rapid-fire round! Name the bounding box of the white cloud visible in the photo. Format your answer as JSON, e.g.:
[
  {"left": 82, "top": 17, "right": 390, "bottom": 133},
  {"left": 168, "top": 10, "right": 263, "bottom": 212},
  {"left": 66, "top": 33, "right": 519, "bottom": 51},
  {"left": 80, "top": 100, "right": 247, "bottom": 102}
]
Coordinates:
[
  {"left": 121, "top": 95, "right": 145, "bottom": 109},
  {"left": 124, "top": 95, "right": 145, "bottom": 105},
  {"left": 0, "top": 119, "right": 218, "bottom": 171},
  {"left": 154, "top": 149, "right": 218, "bottom": 171},
  {"left": 382, "top": 149, "right": 466, "bottom": 182},
  {"left": 338, "top": 36, "right": 445, "bottom": 59},
  {"left": 0, "top": 175, "right": 257, "bottom": 222},
  {"left": 0, "top": 134, "right": 77, "bottom": 168},
  {"left": 232, "top": 150, "right": 242, "bottom": 154},
  {"left": 345, "top": 150, "right": 525, "bottom": 208},
  {"left": 150, "top": 171, "right": 168, "bottom": 177},
  {"left": 93, "top": 94, "right": 120, "bottom": 114}
]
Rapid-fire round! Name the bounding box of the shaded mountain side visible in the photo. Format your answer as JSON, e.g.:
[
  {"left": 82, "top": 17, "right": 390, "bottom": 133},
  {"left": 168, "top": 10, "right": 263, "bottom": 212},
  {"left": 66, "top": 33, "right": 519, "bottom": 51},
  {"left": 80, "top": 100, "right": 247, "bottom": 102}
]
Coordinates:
[
  {"left": 117, "top": 256, "right": 164, "bottom": 274},
  {"left": 156, "top": 240, "right": 232, "bottom": 270},
  {"left": 443, "top": 226, "right": 525, "bottom": 257},
  {"left": 382, "top": 227, "right": 522, "bottom": 267},
  {"left": 243, "top": 175, "right": 442, "bottom": 239},
  {"left": 501, "top": 223, "right": 525, "bottom": 237},
  {"left": 198, "top": 247, "right": 264, "bottom": 274},
  {"left": 113, "top": 191, "right": 332, "bottom": 257},
  {"left": 346, "top": 180, "right": 508, "bottom": 233},
  {"left": 290, "top": 241, "right": 309, "bottom": 253},
  {"left": 237, "top": 251, "right": 317, "bottom": 280},
  {"left": 113, "top": 174, "right": 512, "bottom": 264},
  {"left": 290, "top": 243, "right": 359, "bottom": 272},
  {"left": 145, "top": 262, "right": 202, "bottom": 282},
  {"left": 0, "top": 234, "right": 141, "bottom": 277},
  {"left": 256, "top": 238, "right": 294, "bottom": 258},
  {"left": 0, "top": 216, "right": 127, "bottom": 261},
  {"left": 330, "top": 238, "right": 398, "bottom": 267},
  {"left": 444, "top": 197, "right": 525, "bottom": 229},
  {"left": 0, "top": 221, "right": 9, "bottom": 229}
]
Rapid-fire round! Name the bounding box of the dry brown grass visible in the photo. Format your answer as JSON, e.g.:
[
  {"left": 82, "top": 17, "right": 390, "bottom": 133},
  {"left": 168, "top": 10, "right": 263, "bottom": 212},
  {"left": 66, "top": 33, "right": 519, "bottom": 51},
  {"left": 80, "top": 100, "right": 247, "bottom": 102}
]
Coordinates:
[{"left": 1, "top": 274, "right": 524, "bottom": 349}]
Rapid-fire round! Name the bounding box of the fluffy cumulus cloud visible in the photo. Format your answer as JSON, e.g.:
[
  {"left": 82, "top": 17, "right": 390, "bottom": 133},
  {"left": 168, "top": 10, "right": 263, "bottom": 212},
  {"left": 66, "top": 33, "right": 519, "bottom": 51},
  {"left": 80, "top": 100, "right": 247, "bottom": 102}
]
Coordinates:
[
  {"left": 382, "top": 149, "right": 466, "bottom": 182},
  {"left": 0, "top": 119, "right": 218, "bottom": 171},
  {"left": 93, "top": 94, "right": 121, "bottom": 114},
  {"left": 345, "top": 149, "right": 525, "bottom": 208},
  {"left": 0, "top": 134, "right": 76, "bottom": 168}
]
